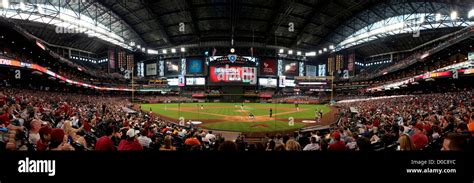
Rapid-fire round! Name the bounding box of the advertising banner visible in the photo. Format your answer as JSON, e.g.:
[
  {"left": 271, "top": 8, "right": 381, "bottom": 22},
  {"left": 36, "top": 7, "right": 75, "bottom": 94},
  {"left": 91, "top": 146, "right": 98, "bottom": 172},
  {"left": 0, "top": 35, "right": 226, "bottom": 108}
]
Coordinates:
[
  {"left": 259, "top": 78, "right": 277, "bottom": 87},
  {"left": 279, "top": 76, "right": 286, "bottom": 87},
  {"left": 283, "top": 61, "right": 298, "bottom": 76},
  {"left": 165, "top": 59, "right": 181, "bottom": 76},
  {"left": 178, "top": 76, "right": 185, "bottom": 87},
  {"left": 146, "top": 63, "right": 157, "bottom": 76},
  {"left": 260, "top": 59, "right": 277, "bottom": 75},
  {"left": 186, "top": 58, "right": 204, "bottom": 74},
  {"left": 306, "top": 65, "right": 317, "bottom": 76}
]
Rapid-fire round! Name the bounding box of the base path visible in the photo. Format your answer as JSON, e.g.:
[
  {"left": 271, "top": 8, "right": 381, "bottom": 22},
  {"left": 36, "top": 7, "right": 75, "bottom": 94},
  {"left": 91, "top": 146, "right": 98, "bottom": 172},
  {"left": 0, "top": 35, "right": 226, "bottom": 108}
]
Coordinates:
[
  {"left": 136, "top": 104, "right": 339, "bottom": 138},
  {"left": 165, "top": 106, "right": 309, "bottom": 123}
]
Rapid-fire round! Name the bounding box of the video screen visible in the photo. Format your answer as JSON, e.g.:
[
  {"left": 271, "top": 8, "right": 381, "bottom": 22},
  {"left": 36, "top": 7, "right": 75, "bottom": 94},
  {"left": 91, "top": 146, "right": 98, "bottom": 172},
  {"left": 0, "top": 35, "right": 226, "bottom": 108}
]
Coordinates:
[
  {"left": 209, "top": 65, "right": 257, "bottom": 85},
  {"left": 260, "top": 58, "right": 277, "bottom": 75},
  {"left": 166, "top": 78, "right": 179, "bottom": 86},
  {"left": 306, "top": 65, "right": 317, "bottom": 77},
  {"left": 165, "top": 59, "right": 180, "bottom": 76},
  {"left": 146, "top": 63, "right": 157, "bottom": 76},
  {"left": 258, "top": 78, "right": 277, "bottom": 87},
  {"left": 285, "top": 79, "right": 296, "bottom": 87},
  {"left": 186, "top": 77, "right": 206, "bottom": 85},
  {"left": 283, "top": 60, "right": 298, "bottom": 76},
  {"left": 186, "top": 58, "right": 204, "bottom": 74}
]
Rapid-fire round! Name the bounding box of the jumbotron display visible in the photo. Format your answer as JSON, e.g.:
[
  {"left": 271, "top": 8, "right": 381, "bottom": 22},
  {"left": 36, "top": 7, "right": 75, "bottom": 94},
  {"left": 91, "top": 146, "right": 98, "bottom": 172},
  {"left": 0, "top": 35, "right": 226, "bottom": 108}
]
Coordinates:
[
  {"left": 209, "top": 65, "right": 257, "bottom": 85},
  {"left": 165, "top": 59, "right": 180, "bottom": 76},
  {"left": 283, "top": 60, "right": 298, "bottom": 76}
]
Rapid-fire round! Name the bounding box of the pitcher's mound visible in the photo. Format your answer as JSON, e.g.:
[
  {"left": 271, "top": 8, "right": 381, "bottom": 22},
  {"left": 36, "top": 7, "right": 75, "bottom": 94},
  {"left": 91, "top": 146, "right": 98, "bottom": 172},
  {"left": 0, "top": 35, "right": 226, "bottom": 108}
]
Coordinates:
[{"left": 250, "top": 124, "right": 269, "bottom": 128}]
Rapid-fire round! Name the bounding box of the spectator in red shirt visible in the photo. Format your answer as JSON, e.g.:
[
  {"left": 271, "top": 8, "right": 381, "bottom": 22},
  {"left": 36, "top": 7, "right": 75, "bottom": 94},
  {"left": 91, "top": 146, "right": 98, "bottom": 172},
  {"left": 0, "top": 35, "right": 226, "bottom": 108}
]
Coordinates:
[
  {"left": 185, "top": 134, "right": 201, "bottom": 147},
  {"left": 82, "top": 120, "right": 91, "bottom": 132},
  {"left": 373, "top": 118, "right": 380, "bottom": 127},
  {"left": 0, "top": 108, "right": 10, "bottom": 127},
  {"left": 37, "top": 126, "right": 52, "bottom": 151},
  {"left": 411, "top": 123, "right": 429, "bottom": 150},
  {"left": 95, "top": 125, "right": 116, "bottom": 151},
  {"left": 328, "top": 132, "right": 347, "bottom": 151},
  {"left": 118, "top": 129, "right": 143, "bottom": 151}
]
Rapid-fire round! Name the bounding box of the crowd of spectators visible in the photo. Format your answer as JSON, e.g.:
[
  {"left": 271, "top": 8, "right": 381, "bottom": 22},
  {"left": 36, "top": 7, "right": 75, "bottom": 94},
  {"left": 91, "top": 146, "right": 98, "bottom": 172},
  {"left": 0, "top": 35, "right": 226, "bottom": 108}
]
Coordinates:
[
  {"left": 333, "top": 91, "right": 473, "bottom": 151},
  {"left": 137, "top": 96, "right": 193, "bottom": 103},
  {"left": 0, "top": 88, "right": 227, "bottom": 151},
  {"left": 256, "top": 90, "right": 472, "bottom": 152},
  {"left": 276, "top": 96, "right": 320, "bottom": 104},
  {"left": 0, "top": 86, "right": 472, "bottom": 151}
]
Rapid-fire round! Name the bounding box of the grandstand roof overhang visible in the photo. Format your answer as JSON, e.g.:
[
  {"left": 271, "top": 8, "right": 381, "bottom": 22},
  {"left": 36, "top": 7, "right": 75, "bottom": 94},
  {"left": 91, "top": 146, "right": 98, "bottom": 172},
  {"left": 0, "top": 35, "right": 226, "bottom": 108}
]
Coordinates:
[
  {"left": 0, "top": 0, "right": 146, "bottom": 53},
  {"left": 1, "top": 0, "right": 473, "bottom": 56}
]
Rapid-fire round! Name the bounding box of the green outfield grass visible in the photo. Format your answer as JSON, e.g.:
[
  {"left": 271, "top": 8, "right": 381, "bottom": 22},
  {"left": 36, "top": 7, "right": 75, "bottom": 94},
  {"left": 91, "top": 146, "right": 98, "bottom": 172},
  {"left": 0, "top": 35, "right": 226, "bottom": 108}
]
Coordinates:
[{"left": 140, "top": 103, "right": 331, "bottom": 132}]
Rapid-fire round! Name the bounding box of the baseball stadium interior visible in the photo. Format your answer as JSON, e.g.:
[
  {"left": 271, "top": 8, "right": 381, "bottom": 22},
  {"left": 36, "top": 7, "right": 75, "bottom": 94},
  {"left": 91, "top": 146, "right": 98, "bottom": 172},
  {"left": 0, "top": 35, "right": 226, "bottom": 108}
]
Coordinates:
[{"left": 0, "top": 0, "right": 473, "bottom": 157}]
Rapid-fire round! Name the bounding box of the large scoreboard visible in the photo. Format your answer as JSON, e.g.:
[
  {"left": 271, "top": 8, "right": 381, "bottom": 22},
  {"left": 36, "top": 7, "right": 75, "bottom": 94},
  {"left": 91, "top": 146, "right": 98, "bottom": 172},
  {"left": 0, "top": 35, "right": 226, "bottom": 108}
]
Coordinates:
[
  {"left": 207, "top": 55, "right": 258, "bottom": 85},
  {"left": 141, "top": 54, "right": 305, "bottom": 87},
  {"left": 209, "top": 65, "right": 257, "bottom": 85}
]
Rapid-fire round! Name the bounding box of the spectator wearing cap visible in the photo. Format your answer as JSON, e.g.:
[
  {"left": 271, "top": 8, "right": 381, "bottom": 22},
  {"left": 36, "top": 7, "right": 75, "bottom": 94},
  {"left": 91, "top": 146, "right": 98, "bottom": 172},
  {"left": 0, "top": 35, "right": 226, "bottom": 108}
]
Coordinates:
[
  {"left": 49, "top": 128, "right": 74, "bottom": 151},
  {"left": 95, "top": 125, "right": 116, "bottom": 151},
  {"left": 411, "top": 123, "right": 428, "bottom": 150},
  {"left": 328, "top": 132, "right": 347, "bottom": 151},
  {"left": 118, "top": 129, "right": 143, "bottom": 151},
  {"left": 37, "top": 126, "right": 52, "bottom": 151}
]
